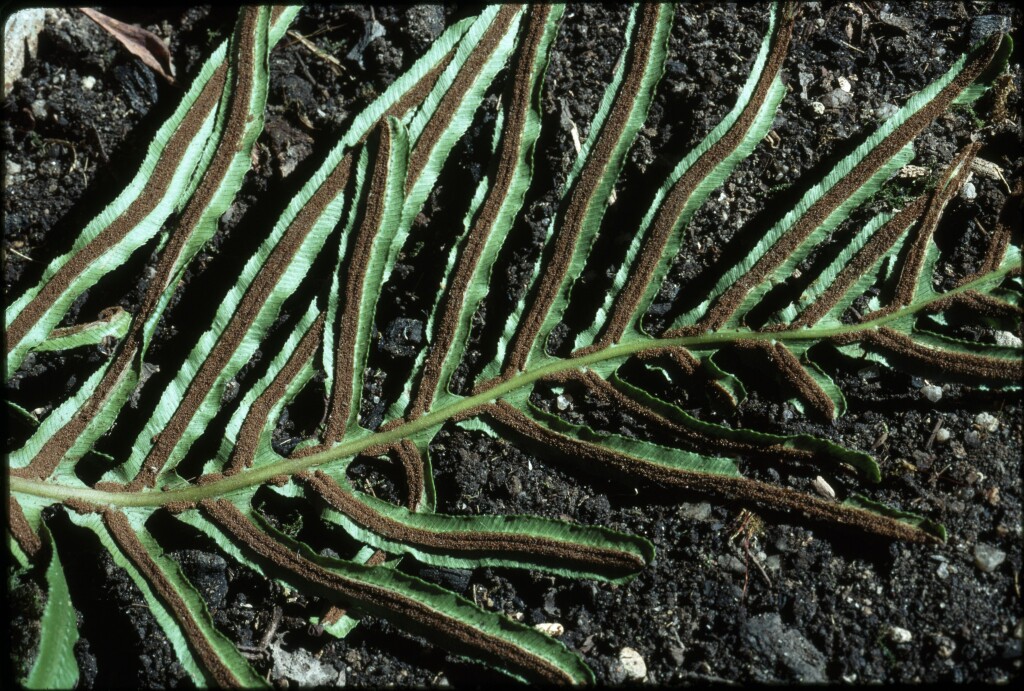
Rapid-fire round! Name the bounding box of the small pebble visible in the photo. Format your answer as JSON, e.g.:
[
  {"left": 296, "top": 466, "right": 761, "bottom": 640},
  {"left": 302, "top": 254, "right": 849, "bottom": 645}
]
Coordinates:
[
  {"left": 934, "top": 428, "right": 951, "bottom": 443},
  {"left": 555, "top": 394, "right": 571, "bottom": 411},
  {"left": 534, "top": 622, "right": 564, "bottom": 637},
  {"left": 813, "top": 476, "right": 836, "bottom": 500},
  {"left": 974, "top": 412, "right": 998, "bottom": 433},
  {"left": 809, "top": 101, "right": 826, "bottom": 116},
  {"left": 889, "top": 626, "right": 913, "bottom": 644},
  {"left": 837, "top": 75, "right": 852, "bottom": 92},
  {"left": 875, "top": 102, "right": 899, "bottom": 121},
  {"left": 619, "top": 647, "right": 647, "bottom": 681},
  {"left": 920, "top": 383, "right": 943, "bottom": 402},
  {"left": 973, "top": 543, "right": 1006, "bottom": 573},
  {"left": 82, "top": 75, "right": 96, "bottom": 90},
  {"left": 935, "top": 635, "right": 957, "bottom": 659},
  {"left": 964, "top": 429, "right": 982, "bottom": 448},
  {"left": 993, "top": 331, "right": 1022, "bottom": 348},
  {"left": 960, "top": 181, "right": 977, "bottom": 202}
]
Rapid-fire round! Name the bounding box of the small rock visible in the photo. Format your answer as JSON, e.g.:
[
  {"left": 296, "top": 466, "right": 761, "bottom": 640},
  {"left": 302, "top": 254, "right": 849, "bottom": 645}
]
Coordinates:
[
  {"left": 994, "top": 330, "right": 1023, "bottom": 348},
  {"left": 555, "top": 394, "right": 571, "bottom": 411},
  {"left": 964, "top": 429, "right": 982, "bottom": 448},
  {"left": 934, "top": 634, "right": 957, "bottom": 659},
  {"left": 30, "top": 98, "right": 47, "bottom": 120},
  {"left": 875, "top": 102, "right": 899, "bottom": 121},
  {"left": 973, "top": 543, "right": 1006, "bottom": 573},
  {"left": 534, "top": 622, "right": 564, "bottom": 637},
  {"left": 888, "top": 626, "right": 913, "bottom": 644},
  {"left": 813, "top": 476, "right": 836, "bottom": 500},
  {"left": 718, "top": 553, "right": 747, "bottom": 575},
  {"left": 619, "top": 647, "right": 647, "bottom": 681},
  {"left": 837, "top": 75, "right": 852, "bottom": 92},
  {"left": 960, "top": 181, "right": 977, "bottom": 202},
  {"left": 678, "top": 502, "right": 712, "bottom": 521},
  {"left": 920, "top": 383, "right": 942, "bottom": 402},
  {"left": 81, "top": 75, "right": 96, "bottom": 90},
  {"left": 822, "top": 88, "right": 852, "bottom": 108},
  {"left": 974, "top": 412, "right": 999, "bottom": 433},
  {"left": 809, "top": 101, "right": 826, "bottom": 116},
  {"left": 936, "top": 561, "right": 950, "bottom": 579},
  {"left": 934, "top": 428, "right": 951, "bottom": 443}
]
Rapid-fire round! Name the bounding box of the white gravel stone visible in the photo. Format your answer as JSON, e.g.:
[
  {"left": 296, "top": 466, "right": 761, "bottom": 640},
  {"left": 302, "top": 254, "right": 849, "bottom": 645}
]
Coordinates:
[
  {"left": 974, "top": 412, "right": 999, "bottom": 433},
  {"left": 973, "top": 543, "right": 1006, "bottom": 573},
  {"left": 533, "top": 622, "right": 564, "bottom": 637},
  {"left": 994, "top": 330, "right": 1022, "bottom": 348},
  {"left": 960, "top": 180, "right": 977, "bottom": 201},
  {"left": 888, "top": 626, "right": 913, "bottom": 644},
  {"left": 935, "top": 428, "right": 951, "bottom": 443},
  {"left": 619, "top": 647, "right": 647, "bottom": 681},
  {"left": 81, "top": 75, "right": 96, "bottom": 90},
  {"left": 920, "top": 383, "right": 943, "bottom": 402}
]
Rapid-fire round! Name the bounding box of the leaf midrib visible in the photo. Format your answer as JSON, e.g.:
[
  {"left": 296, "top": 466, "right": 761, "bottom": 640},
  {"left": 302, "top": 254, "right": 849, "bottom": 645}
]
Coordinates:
[{"left": 11, "top": 261, "right": 1017, "bottom": 508}]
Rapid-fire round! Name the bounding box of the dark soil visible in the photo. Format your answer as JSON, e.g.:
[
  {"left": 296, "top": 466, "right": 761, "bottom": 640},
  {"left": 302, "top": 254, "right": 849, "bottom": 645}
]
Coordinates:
[{"left": 5, "top": 3, "right": 1022, "bottom": 687}]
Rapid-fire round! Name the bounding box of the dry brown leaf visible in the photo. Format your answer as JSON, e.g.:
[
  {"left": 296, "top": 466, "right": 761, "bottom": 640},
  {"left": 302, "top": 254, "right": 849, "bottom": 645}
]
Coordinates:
[{"left": 79, "top": 8, "right": 175, "bottom": 84}]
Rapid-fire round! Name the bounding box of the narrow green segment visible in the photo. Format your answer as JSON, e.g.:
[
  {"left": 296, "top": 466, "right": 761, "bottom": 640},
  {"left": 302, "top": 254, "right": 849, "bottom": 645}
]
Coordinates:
[
  {"left": 608, "top": 369, "right": 881, "bottom": 481},
  {"left": 844, "top": 495, "right": 947, "bottom": 541},
  {"left": 33, "top": 307, "right": 131, "bottom": 353},
  {"left": 222, "top": 505, "right": 595, "bottom": 684},
  {"left": 10, "top": 7, "right": 280, "bottom": 482},
  {"left": 305, "top": 470, "right": 652, "bottom": 582},
  {"left": 537, "top": 4, "right": 675, "bottom": 355},
  {"left": 668, "top": 34, "right": 1010, "bottom": 334},
  {"left": 412, "top": 4, "right": 566, "bottom": 413},
  {"left": 22, "top": 526, "right": 80, "bottom": 691},
  {"left": 483, "top": 4, "right": 675, "bottom": 379},
  {"left": 582, "top": 1, "right": 790, "bottom": 347},
  {"left": 66, "top": 512, "right": 211, "bottom": 686},
  {"left": 4, "top": 9, "right": 301, "bottom": 376}
]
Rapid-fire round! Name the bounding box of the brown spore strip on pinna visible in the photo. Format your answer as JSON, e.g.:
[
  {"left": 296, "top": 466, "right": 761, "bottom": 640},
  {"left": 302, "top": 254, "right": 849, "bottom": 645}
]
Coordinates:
[
  {"left": 408, "top": 5, "right": 552, "bottom": 416},
  {"left": 847, "top": 327, "right": 1023, "bottom": 380},
  {"left": 541, "top": 369, "right": 814, "bottom": 463},
  {"left": 224, "top": 313, "right": 325, "bottom": 476},
  {"left": 868, "top": 142, "right": 980, "bottom": 319},
  {"left": 200, "top": 498, "right": 578, "bottom": 684},
  {"left": 487, "top": 400, "right": 935, "bottom": 543},
  {"left": 8, "top": 497, "right": 42, "bottom": 558},
  {"left": 733, "top": 341, "right": 835, "bottom": 420},
  {"left": 300, "top": 469, "right": 644, "bottom": 576},
  {"left": 122, "top": 153, "right": 355, "bottom": 492},
  {"left": 101, "top": 508, "right": 242, "bottom": 687},
  {"left": 11, "top": 12, "right": 264, "bottom": 483},
  {"left": 500, "top": 4, "right": 663, "bottom": 379},
  {"left": 322, "top": 126, "right": 393, "bottom": 444},
  {"left": 404, "top": 5, "right": 520, "bottom": 190},
  {"left": 668, "top": 34, "right": 1004, "bottom": 336},
  {"left": 361, "top": 439, "right": 425, "bottom": 512},
  {"left": 636, "top": 345, "right": 743, "bottom": 409},
  {"left": 5, "top": 61, "right": 228, "bottom": 356},
  {"left": 926, "top": 290, "right": 1023, "bottom": 319},
  {"left": 793, "top": 195, "right": 930, "bottom": 327},
  {"left": 582, "top": 8, "right": 796, "bottom": 352}
]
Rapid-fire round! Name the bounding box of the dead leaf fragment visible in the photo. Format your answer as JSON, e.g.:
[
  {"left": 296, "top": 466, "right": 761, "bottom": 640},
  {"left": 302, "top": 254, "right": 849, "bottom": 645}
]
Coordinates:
[{"left": 79, "top": 8, "right": 175, "bottom": 84}]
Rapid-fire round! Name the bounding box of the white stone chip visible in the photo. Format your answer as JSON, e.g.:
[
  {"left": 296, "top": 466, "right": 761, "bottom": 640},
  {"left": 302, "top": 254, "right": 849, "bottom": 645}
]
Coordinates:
[
  {"left": 619, "top": 647, "right": 647, "bottom": 681},
  {"left": 534, "top": 622, "right": 565, "bottom": 637},
  {"left": 888, "top": 626, "right": 913, "bottom": 644}
]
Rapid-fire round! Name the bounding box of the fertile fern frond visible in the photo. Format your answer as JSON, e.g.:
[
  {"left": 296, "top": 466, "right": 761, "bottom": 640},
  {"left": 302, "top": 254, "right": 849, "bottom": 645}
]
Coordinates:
[{"left": 7, "top": 4, "right": 1019, "bottom": 685}]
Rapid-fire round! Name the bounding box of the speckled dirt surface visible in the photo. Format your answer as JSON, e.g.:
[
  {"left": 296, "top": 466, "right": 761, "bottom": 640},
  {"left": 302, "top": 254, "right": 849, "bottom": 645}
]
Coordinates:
[{"left": 5, "top": 3, "right": 1022, "bottom": 687}]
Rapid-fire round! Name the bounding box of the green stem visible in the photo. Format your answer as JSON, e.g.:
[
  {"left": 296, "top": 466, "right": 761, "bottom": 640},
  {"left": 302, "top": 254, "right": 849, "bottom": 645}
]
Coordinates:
[{"left": 10, "top": 261, "right": 1017, "bottom": 508}]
